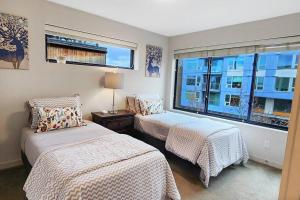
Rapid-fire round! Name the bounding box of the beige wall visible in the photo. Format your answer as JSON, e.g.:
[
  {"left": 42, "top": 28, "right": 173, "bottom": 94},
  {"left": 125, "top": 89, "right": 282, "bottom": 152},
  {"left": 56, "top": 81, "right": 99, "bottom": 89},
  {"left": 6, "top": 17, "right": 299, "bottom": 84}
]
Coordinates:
[
  {"left": 166, "top": 13, "right": 300, "bottom": 168},
  {"left": 0, "top": 0, "right": 168, "bottom": 168}
]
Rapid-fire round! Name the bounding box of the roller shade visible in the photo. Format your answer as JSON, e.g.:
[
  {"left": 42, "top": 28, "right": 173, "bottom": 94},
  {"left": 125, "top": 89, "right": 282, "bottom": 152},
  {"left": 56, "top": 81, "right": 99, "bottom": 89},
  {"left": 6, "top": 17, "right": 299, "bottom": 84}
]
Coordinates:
[
  {"left": 45, "top": 24, "right": 138, "bottom": 50},
  {"left": 257, "top": 43, "right": 300, "bottom": 53},
  {"left": 174, "top": 46, "right": 257, "bottom": 59},
  {"left": 174, "top": 35, "right": 300, "bottom": 59}
]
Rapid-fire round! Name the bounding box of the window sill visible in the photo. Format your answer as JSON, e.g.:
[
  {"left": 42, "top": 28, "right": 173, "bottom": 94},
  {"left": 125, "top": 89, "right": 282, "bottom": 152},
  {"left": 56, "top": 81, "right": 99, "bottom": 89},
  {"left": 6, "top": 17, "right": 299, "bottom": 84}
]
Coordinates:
[{"left": 169, "top": 108, "right": 288, "bottom": 134}]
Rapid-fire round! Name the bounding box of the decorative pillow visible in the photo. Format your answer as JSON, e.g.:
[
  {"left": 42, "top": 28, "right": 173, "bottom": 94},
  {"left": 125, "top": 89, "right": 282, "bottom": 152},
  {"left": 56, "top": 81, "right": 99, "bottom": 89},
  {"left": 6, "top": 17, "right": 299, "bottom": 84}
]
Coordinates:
[
  {"left": 139, "top": 99, "right": 164, "bottom": 116},
  {"left": 126, "top": 96, "right": 137, "bottom": 113},
  {"left": 28, "top": 95, "right": 82, "bottom": 129},
  {"left": 134, "top": 98, "right": 141, "bottom": 114},
  {"left": 35, "top": 107, "right": 84, "bottom": 133}
]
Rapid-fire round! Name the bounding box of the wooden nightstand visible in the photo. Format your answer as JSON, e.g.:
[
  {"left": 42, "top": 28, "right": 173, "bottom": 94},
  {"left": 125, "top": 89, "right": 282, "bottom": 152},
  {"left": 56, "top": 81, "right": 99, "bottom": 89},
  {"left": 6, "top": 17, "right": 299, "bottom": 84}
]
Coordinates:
[{"left": 91, "top": 110, "right": 135, "bottom": 135}]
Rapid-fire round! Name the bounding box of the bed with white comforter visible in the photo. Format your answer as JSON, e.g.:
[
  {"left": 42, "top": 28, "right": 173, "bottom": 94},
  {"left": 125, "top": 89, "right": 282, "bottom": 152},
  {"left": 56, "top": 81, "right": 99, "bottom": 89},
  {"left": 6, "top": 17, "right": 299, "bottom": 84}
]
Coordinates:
[
  {"left": 135, "top": 112, "right": 249, "bottom": 187},
  {"left": 21, "top": 121, "right": 180, "bottom": 200}
]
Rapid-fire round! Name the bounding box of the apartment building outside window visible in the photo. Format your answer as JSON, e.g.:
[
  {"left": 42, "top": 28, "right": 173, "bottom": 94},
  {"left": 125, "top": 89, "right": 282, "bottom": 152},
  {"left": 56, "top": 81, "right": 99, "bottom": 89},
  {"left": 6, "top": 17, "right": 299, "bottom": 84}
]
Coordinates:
[{"left": 174, "top": 49, "right": 300, "bottom": 129}]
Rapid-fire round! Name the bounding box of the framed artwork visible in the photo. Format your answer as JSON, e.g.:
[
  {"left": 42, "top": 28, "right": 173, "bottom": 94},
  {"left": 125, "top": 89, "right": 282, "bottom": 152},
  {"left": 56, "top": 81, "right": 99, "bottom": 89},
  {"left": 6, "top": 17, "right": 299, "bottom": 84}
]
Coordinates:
[
  {"left": 0, "top": 13, "right": 29, "bottom": 70},
  {"left": 145, "top": 44, "right": 162, "bottom": 78}
]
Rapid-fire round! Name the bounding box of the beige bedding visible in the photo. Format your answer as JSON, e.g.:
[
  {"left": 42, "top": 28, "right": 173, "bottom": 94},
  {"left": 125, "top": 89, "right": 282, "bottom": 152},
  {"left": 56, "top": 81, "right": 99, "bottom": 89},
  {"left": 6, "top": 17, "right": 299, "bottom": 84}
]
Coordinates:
[{"left": 24, "top": 133, "right": 180, "bottom": 200}]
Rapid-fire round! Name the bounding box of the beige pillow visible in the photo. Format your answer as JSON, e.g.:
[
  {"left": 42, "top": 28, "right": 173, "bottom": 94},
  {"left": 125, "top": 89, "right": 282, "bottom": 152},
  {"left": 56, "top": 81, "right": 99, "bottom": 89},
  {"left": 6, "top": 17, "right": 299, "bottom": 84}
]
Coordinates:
[{"left": 126, "top": 96, "right": 137, "bottom": 113}]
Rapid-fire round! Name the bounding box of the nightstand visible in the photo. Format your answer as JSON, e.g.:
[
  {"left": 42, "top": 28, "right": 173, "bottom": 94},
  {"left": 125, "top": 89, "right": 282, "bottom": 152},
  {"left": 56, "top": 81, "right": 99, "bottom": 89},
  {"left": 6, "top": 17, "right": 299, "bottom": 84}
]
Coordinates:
[{"left": 91, "top": 110, "right": 136, "bottom": 135}]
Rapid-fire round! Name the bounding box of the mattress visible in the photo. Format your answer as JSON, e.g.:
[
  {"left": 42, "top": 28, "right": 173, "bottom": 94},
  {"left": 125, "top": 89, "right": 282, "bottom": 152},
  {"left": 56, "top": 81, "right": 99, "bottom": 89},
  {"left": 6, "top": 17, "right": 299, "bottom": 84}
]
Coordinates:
[
  {"left": 134, "top": 111, "right": 200, "bottom": 140},
  {"left": 21, "top": 121, "right": 115, "bottom": 165}
]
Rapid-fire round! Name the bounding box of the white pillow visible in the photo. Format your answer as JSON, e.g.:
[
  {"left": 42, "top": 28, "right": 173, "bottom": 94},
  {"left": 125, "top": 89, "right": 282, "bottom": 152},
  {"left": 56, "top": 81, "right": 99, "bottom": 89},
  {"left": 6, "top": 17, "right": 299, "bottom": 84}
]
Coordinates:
[
  {"left": 139, "top": 99, "right": 164, "bottom": 116},
  {"left": 28, "top": 95, "right": 82, "bottom": 129}
]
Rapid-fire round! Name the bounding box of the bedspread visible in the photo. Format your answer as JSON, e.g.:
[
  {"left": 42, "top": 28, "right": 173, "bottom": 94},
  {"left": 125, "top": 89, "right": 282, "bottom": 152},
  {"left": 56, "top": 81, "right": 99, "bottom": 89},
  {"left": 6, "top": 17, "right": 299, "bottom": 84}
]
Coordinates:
[
  {"left": 165, "top": 118, "right": 249, "bottom": 187},
  {"left": 24, "top": 134, "right": 180, "bottom": 200}
]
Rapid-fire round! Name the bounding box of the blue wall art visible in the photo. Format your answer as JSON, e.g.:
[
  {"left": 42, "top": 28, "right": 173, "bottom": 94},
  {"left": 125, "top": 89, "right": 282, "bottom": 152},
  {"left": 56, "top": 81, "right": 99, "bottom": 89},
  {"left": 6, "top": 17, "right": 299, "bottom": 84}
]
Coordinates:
[
  {"left": 145, "top": 44, "right": 162, "bottom": 78},
  {"left": 0, "top": 13, "right": 29, "bottom": 70}
]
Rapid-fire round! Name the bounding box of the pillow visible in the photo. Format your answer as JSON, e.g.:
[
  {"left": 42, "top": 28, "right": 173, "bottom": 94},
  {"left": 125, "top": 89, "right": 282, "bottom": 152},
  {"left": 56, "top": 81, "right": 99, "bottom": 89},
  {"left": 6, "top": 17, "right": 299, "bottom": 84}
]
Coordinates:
[
  {"left": 28, "top": 95, "right": 82, "bottom": 129},
  {"left": 134, "top": 98, "right": 141, "bottom": 114},
  {"left": 139, "top": 99, "right": 164, "bottom": 116},
  {"left": 35, "top": 107, "right": 84, "bottom": 133},
  {"left": 126, "top": 96, "right": 137, "bottom": 113}
]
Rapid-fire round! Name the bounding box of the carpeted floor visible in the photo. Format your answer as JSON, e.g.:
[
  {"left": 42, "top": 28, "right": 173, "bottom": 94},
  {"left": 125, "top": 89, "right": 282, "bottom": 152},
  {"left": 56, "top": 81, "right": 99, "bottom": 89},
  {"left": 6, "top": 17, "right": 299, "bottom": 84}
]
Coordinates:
[{"left": 0, "top": 159, "right": 281, "bottom": 200}]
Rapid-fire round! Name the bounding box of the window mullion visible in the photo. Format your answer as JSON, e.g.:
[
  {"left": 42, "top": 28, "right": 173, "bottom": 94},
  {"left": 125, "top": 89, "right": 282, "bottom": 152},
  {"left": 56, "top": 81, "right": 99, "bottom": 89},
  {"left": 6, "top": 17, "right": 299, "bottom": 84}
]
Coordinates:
[
  {"left": 204, "top": 57, "right": 212, "bottom": 113},
  {"left": 247, "top": 53, "right": 259, "bottom": 122}
]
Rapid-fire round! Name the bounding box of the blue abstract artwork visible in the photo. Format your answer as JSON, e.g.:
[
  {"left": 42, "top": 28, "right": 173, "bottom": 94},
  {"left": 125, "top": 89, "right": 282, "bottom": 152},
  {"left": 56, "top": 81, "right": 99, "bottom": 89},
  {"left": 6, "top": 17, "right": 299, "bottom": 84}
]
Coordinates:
[
  {"left": 0, "top": 13, "right": 29, "bottom": 70},
  {"left": 145, "top": 44, "right": 162, "bottom": 78}
]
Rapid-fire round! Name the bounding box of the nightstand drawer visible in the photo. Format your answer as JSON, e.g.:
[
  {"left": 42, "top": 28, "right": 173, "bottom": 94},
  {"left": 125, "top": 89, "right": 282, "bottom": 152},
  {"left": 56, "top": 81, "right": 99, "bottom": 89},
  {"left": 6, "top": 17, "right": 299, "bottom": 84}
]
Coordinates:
[{"left": 106, "top": 117, "right": 134, "bottom": 131}]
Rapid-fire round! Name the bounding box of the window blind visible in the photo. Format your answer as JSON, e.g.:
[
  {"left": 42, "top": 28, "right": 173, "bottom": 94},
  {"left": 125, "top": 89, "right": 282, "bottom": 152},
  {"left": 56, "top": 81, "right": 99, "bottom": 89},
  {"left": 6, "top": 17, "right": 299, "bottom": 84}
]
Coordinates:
[
  {"left": 45, "top": 24, "right": 138, "bottom": 50},
  {"left": 174, "top": 35, "right": 300, "bottom": 59}
]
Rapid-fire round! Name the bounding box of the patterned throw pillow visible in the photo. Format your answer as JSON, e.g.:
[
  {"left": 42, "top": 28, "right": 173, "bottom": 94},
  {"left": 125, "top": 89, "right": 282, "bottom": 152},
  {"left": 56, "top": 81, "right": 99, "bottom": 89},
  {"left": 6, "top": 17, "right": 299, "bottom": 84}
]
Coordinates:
[
  {"left": 28, "top": 96, "right": 82, "bottom": 129},
  {"left": 139, "top": 99, "right": 164, "bottom": 116},
  {"left": 126, "top": 96, "right": 137, "bottom": 113},
  {"left": 36, "top": 107, "right": 84, "bottom": 133}
]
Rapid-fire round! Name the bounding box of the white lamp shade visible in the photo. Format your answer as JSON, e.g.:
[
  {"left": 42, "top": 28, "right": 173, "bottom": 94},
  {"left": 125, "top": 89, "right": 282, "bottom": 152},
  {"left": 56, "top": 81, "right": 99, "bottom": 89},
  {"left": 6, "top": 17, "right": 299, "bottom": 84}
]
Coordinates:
[{"left": 104, "top": 72, "right": 124, "bottom": 89}]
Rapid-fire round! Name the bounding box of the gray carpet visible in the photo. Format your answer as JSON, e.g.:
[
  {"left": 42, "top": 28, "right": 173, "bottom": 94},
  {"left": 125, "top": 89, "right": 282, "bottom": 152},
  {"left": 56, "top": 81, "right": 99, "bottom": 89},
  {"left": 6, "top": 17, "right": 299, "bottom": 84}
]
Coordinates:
[{"left": 0, "top": 160, "right": 281, "bottom": 200}]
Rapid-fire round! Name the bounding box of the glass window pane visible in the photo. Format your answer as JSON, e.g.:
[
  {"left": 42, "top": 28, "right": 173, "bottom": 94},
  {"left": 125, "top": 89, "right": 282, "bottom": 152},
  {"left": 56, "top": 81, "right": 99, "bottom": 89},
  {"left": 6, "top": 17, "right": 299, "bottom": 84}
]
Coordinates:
[
  {"left": 208, "top": 55, "right": 254, "bottom": 119},
  {"left": 46, "top": 34, "right": 133, "bottom": 68},
  {"left": 250, "top": 50, "right": 300, "bottom": 128},
  {"left": 174, "top": 58, "right": 208, "bottom": 112},
  {"left": 278, "top": 54, "right": 293, "bottom": 69}
]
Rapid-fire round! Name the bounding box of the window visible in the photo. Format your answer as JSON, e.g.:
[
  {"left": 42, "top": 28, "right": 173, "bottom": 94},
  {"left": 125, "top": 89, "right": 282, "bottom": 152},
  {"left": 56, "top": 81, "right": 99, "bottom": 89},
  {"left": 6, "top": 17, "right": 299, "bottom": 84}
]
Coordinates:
[
  {"left": 292, "top": 78, "right": 296, "bottom": 92},
  {"left": 186, "top": 75, "right": 196, "bottom": 86},
  {"left": 277, "top": 54, "right": 293, "bottom": 69},
  {"left": 227, "top": 76, "right": 242, "bottom": 88},
  {"left": 174, "top": 58, "right": 208, "bottom": 112},
  {"left": 227, "top": 57, "right": 244, "bottom": 70},
  {"left": 255, "top": 77, "right": 264, "bottom": 90},
  {"left": 249, "top": 51, "right": 299, "bottom": 128},
  {"left": 225, "top": 95, "right": 240, "bottom": 107},
  {"left": 208, "top": 93, "right": 220, "bottom": 106},
  {"left": 174, "top": 49, "right": 300, "bottom": 129},
  {"left": 275, "top": 77, "right": 290, "bottom": 91},
  {"left": 46, "top": 34, "right": 134, "bottom": 69},
  {"left": 257, "top": 55, "right": 266, "bottom": 70}
]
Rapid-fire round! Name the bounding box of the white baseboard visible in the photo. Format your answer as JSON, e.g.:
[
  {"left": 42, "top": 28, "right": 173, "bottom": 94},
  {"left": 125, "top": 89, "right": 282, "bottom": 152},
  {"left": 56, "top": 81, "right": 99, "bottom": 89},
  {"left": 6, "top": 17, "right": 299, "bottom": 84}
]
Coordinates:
[
  {"left": 0, "top": 159, "right": 23, "bottom": 170},
  {"left": 250, "top": 156, "right": 282, "bottom": 169}
]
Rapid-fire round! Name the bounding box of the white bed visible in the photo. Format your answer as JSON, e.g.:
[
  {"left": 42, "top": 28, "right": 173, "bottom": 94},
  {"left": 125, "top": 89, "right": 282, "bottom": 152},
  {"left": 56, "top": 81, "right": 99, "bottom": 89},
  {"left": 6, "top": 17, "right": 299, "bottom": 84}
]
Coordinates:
[
  {"left": 134, "top": 111, "right": 200, "bottom": 140},
  {"left": 22, "top": 121, "right": 180, "bottom": 200},
  {"left": 21, "top": 121, "right": 112, "bottom": 165},
  {"left": 135, "top": 111, "right": 249, "bottom": 187}
]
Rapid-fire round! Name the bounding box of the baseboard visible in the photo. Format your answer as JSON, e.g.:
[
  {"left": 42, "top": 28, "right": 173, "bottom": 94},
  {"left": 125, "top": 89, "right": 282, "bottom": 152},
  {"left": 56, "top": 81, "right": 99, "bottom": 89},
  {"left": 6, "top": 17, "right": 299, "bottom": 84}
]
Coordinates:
[
  {"left": 0, "top": 159, "right": 23, "bottom": 170},
  {"left": 249, "top": 156, "right": 282, "bottom": 169}
]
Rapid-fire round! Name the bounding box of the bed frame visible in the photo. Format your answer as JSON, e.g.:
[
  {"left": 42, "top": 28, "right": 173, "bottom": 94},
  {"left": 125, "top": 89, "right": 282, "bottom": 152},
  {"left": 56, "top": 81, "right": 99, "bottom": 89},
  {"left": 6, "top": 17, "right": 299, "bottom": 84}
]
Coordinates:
[
  {"left": 21, "top": 151, "right": 32, "bottom": 174},
  {"left": 132, "top": 129, "right": 201, "bottom": 172}
]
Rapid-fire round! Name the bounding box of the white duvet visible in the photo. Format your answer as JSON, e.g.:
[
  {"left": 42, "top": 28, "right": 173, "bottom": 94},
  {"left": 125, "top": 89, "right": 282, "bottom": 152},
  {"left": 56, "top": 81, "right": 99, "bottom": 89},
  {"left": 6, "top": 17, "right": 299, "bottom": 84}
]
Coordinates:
[{"left": 136, "top": 112, "right": 249, "bottom": 187}]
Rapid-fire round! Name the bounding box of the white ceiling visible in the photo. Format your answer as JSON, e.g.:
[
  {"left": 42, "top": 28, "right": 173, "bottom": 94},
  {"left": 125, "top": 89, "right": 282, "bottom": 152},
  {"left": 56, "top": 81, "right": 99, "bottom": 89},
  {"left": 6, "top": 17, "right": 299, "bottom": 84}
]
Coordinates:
[{"left": 48, "top": 0, "right": 300, "bottom": 36}]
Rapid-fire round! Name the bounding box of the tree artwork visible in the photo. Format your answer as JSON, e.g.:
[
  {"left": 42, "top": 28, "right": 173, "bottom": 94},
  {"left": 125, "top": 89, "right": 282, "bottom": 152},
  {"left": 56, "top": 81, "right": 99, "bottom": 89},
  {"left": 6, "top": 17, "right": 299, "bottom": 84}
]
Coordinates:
[
  {"left": 0, "top": 13, "right": 29, "bottom": 70},
  {"left": 145, "top": 44, "right": 162, "bottom": 78}
]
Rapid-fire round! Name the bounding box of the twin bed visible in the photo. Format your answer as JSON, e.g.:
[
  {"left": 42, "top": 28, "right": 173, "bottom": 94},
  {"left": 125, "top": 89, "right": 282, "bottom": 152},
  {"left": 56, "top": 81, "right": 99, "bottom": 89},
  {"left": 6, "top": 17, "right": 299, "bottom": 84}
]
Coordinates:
[
  {"left": 22, "top": 95, "right": 249, "bottom": 199},
  {"left": 135, "top": 111, "right": 249, "bottom": 187},
  {"left": 22, "top": 121, "right": 180, "bottom": 200}
]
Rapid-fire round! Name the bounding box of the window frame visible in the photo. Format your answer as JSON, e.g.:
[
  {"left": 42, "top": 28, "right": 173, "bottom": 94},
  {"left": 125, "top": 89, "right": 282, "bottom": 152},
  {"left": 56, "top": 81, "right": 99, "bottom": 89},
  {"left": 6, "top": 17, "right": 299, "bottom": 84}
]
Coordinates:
[
  {"left": 45, "top": 34, "right": 135, "bottom": 70},
  {"left": 173, "top": 54, "right": 289, "bottom": 131}
]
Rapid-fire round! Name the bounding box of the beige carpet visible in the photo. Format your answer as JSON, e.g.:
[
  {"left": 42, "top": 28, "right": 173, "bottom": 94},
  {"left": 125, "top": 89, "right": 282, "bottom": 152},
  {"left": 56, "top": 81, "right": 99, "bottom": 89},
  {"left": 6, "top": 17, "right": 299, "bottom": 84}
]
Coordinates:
[{"left": 0, "top": 160, "right": 281, "bottom": 200}]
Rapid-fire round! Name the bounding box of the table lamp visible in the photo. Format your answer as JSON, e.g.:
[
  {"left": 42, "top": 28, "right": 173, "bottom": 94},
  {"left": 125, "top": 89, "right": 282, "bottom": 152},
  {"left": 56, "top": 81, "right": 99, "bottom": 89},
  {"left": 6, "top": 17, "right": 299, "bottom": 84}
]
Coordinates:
[{"left": 104, "top": 72, "right": 124, "bottom": 114}]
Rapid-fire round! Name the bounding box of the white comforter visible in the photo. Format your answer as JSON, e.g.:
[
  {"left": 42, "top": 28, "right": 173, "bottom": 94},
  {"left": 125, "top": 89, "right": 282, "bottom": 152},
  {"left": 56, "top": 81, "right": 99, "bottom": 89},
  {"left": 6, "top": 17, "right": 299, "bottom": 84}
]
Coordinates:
[
  {"left": 166, "top": 118, "right": 249, "bottom": 187},
  {"left": 24, "top": 134, "right": 180, "bottom": 200}
]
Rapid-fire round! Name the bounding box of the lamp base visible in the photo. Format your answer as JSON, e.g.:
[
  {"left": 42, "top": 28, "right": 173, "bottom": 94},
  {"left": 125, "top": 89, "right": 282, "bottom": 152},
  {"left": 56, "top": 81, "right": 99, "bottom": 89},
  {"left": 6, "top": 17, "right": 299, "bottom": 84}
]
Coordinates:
[{"left": 108, "top": 110, "right": 118, "bottom": 114}]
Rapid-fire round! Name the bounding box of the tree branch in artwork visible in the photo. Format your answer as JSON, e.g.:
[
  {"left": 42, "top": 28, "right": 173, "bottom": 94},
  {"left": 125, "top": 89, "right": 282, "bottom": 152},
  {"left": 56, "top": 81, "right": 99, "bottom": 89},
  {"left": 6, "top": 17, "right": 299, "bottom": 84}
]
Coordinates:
[{"left": 0, "top": 13, "right": 28, "bottom": 69}]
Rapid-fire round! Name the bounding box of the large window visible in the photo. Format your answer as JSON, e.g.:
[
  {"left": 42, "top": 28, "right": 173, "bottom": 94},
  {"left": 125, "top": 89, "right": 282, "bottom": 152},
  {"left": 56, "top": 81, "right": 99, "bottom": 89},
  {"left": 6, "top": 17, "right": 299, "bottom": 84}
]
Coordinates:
[
  {"left": 174, "top": 50, "right": 300, "bottom": 129},
  {"left": 46, "top": 34, "right": 134, "bottom": 69}
]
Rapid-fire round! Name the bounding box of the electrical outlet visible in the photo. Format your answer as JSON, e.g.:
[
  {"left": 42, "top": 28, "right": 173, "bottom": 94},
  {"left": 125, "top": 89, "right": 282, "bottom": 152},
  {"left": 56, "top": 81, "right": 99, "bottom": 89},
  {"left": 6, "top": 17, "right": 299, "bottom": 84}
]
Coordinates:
[{"left": 264, "top": 140, "right": 270, "bottom": 149}]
